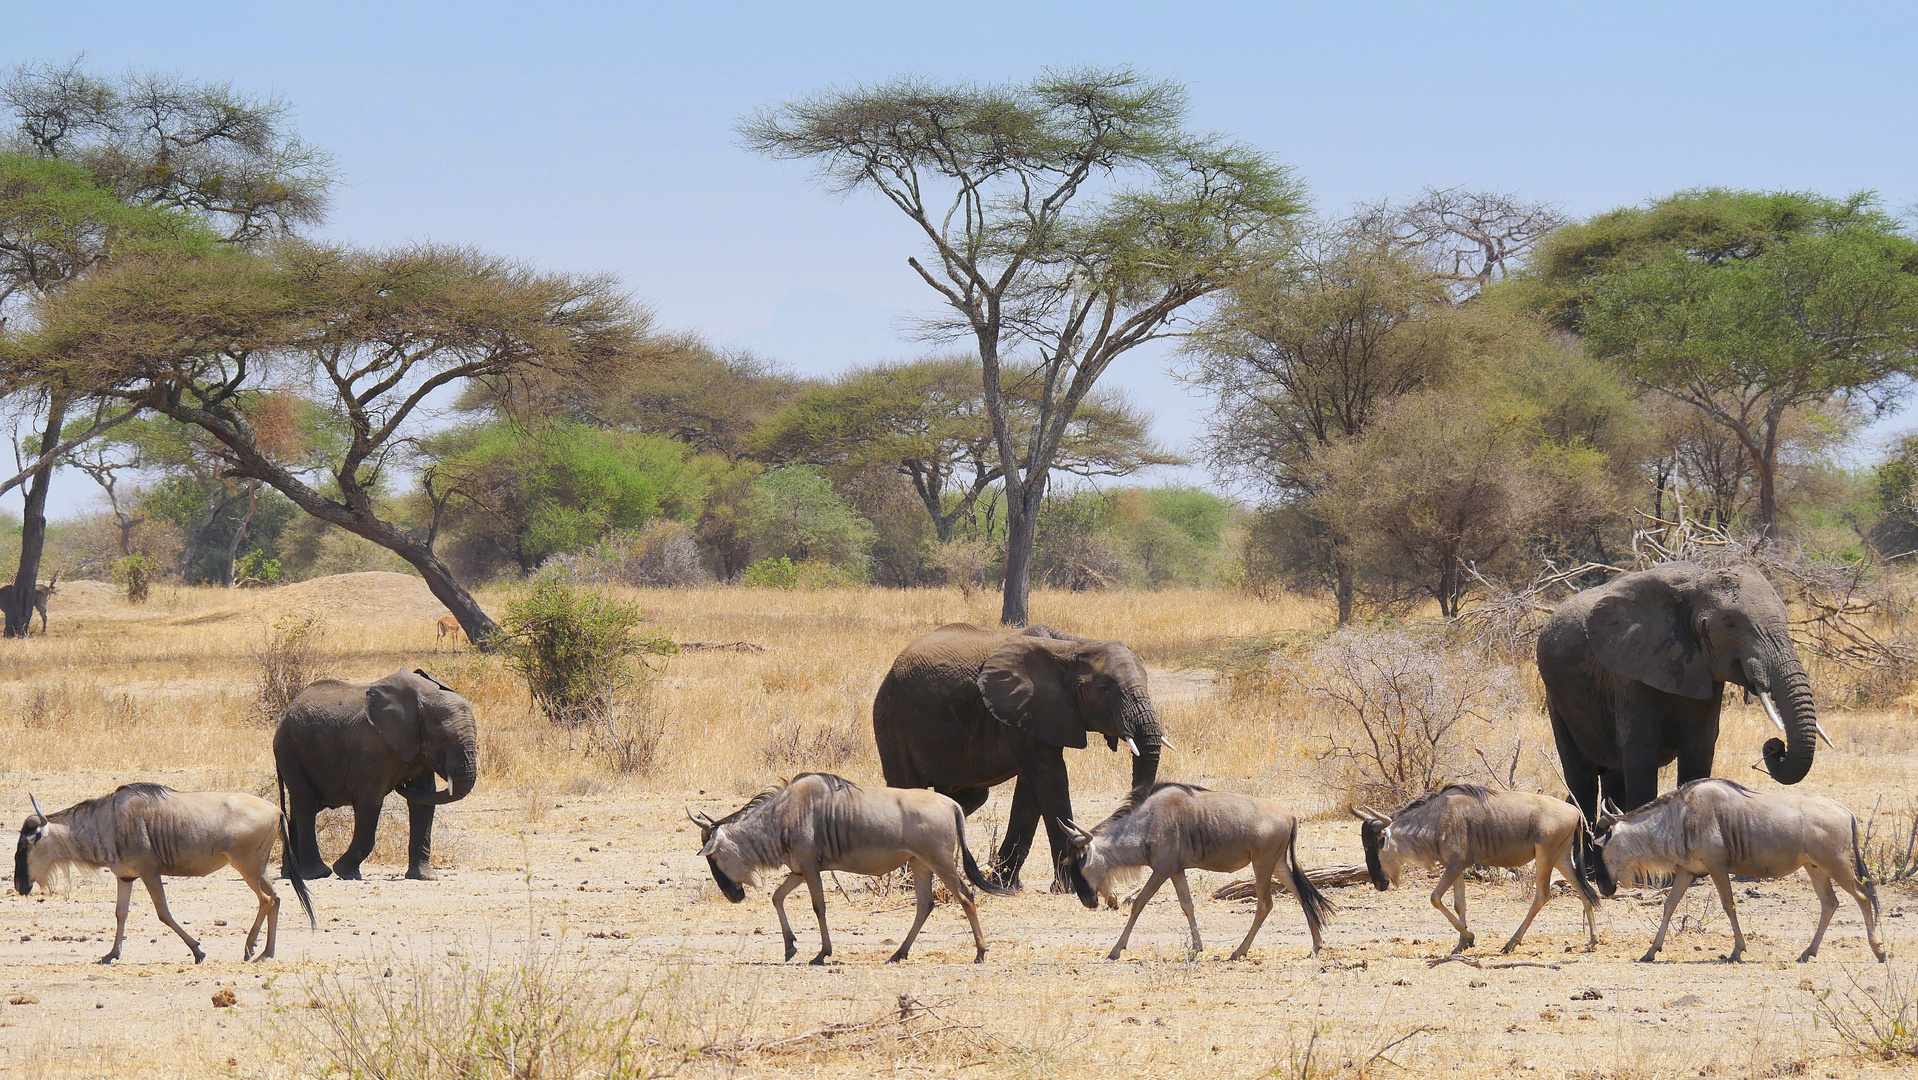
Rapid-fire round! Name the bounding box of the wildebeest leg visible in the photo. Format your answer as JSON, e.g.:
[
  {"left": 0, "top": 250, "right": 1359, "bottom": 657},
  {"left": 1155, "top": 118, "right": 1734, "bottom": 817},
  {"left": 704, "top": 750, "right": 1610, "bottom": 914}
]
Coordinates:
[
  {"left": 1798, "top": 867, "right": 1840, "bottom": 963},
  {"left": 405, "top": 800, "right": 438, "bottom": 881},
  {"left": 890, "top": 860, "right": 935, "bottom": 964},
  {"left": 101, "top": 878, "right": 135, "bottom": 963},
  {"left": 1642, "top": 870, "right": 1694, "bottom": 962},
  {"left": 769, "top": 872, "right": 802, "bottom": 961},
  {"left": 1109, "top": 869, "right": 1172, "bottom": 960},
  {"left": 1822, "top": 856, "right": 1888, "bottom": 962},
  {"left": 1230, "top": 857, "right": 1277, "bottom": 961},
  {"left": 1557, "top": 849, "right": 1599, "bottom": 950},
  {"left": 333, "top": 796, "right": 384, "bottom": 880},
  {"left": 143, "top": 874, "right": 204, "bottom": 964},
  {"left": 235, "top": 861, "right": 281, "bottom": 961},
  {"left": 803, "top": 869, "right": 832, "bottom": 965},
  {"left": 1707, "top": 870, "right": 1746, "bottom": 961},
  {"left": 1429, "top": 860, "right": 1473, "bottom": 952},
  {"left": 1170, "top": 871, "right": 1202, "bottom": 956},
  {"left": 992, "top": 776, "right": 1041, "bottom": 889},
  {"left": 920, "top": 853, "right": 988, "bottom": 963},
  {"left": 1502, "top": 844, "right": 1558, "bottom": 953}
]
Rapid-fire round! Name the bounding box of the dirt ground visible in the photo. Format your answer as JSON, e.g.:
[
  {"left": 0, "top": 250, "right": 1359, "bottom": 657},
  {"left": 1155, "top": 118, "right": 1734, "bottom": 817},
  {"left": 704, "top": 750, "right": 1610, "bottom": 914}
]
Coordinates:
[{"left": 0, "top": 579, "right": 1912, "bottom": 1077}]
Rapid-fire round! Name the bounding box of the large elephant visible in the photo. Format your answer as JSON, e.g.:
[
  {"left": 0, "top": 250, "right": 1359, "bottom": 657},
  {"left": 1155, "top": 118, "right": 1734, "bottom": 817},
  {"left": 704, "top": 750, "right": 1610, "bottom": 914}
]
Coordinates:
[
  {"left": 1537, "top": 562, "right": 1822, "bottom": 822},
  {"left": 872, "top": 623, "right": 1164, "bottom": 889},
  {"left": 275, "top": 669, "right": 478, "bottom": 881}
]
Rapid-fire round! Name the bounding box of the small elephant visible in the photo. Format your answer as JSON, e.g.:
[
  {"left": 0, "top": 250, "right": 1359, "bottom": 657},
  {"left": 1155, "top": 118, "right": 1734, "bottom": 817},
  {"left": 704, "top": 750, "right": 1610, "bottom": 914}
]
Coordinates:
[
  {"left": 1538, "top": 562, "right": 1825, "bottom": 822},
  {"left": 872, "top": 623, "right": 1165, "bottom": 889},
  {"left": 275, "top": 669, "right": 478, "bottom": 881}
]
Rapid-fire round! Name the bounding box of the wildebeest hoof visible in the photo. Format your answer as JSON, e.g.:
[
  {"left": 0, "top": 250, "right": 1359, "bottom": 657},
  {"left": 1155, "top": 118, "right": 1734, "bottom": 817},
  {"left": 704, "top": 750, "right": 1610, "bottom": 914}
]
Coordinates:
[
  {"left": 333, "top": 865, "right": 363, "bottom": 881},
  {"left": 406, "top": 868, "right": 438, "bottom": 881},
  {"left": 808, "top": 953, "right": 830, "bottom": 966},
  {"left": 973, "top": 947, "right": 986, "bottom": 964},
  {"left": 191, "top": 950, "right": 206, "bottom": 964},
  {"left": 96, "top": 953, "right": 118, "bottom": 965},
  {"left": 885, "top": 949, "right": 908, "bottom": 963},
  {"left": 1106, "top": 948, "right": 1124, "bottom": 961},
  {"left": 1637, "top": 951, "right": 1659, "bottom": 963},
  {"left": 783, "top": 944, "right": 797, "bottom": 961}
]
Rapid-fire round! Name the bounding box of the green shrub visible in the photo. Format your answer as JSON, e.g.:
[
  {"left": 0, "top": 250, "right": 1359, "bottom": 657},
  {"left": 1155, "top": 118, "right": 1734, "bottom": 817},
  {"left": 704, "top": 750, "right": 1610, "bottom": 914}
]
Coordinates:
[
  {"left": 745, "top": 466, "right": 875, "bottom": 580},
  {"left": 497, "top": 580, "right": 675, "bottom": 772},
  {"left": 740, "top": 556, "right": 861, "bottom": 589},
  {"left": 113, "top": 552, "right": 159, "bottom": 603}
]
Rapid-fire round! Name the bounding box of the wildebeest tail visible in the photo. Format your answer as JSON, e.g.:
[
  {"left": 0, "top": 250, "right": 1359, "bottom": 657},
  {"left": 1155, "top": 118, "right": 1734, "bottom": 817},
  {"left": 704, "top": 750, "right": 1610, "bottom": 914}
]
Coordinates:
[
  {"left": 1285, "top": 830, "right": 1335, "bottom": 931},
  {"left": 955, "top": 805, "right": 1014, "bottom": 897},
  {"left": 1853, "top": 813, "right": 1879, "bottom": 921},
  {"left": 1569, "top": 819, "right": 1601, "bottom": 906},
  {"left": 276, "top": 800, "right": 317, "bottom": 930}
]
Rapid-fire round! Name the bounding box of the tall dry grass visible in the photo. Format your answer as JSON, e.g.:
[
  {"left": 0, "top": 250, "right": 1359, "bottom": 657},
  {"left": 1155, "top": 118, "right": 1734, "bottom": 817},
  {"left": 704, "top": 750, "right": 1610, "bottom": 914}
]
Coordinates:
[{"left": 0, "top": 577, "right": 1913, "bottom": 858}]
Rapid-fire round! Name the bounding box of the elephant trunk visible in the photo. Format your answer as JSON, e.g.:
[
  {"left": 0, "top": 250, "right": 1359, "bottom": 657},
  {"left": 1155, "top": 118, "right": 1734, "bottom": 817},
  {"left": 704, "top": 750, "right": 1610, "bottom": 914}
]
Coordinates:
[
  {"left": 423, "top": 720, "right": 479, "bottom": 804},
  {"left": 1760, "top": 662, "right": 1818, "bottom": 786},
  {"left": 1120, "top": 691, "right": 1162, "bottom": 792}
]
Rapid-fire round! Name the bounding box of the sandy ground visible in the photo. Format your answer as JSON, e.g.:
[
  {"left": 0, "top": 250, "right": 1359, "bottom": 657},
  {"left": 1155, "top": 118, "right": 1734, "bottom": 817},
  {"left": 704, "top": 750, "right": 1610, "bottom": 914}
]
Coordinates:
[
  {"left": 0, "top": 578, "right": 1910, "bottom": 1077},
  {"left": 0, "top": 783, "right": 1903, "bottom": 1078}
]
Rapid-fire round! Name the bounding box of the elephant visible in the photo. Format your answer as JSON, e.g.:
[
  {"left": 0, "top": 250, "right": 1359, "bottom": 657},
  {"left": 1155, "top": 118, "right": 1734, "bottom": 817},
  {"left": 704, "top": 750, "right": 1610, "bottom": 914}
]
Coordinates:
[
  {"left": 871, "top": 623, "right": 1165, "bottom": 890},
  {"left": 274, "top": 669, "right": 478, "bottom": 881},
  {"left": 1537, "top": 562, "right": 1823, "bottom": 823}
]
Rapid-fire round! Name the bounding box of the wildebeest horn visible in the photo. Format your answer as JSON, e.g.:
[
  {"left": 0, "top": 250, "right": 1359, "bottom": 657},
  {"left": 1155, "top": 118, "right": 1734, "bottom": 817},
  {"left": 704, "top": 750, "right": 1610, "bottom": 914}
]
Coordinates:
[
  {"left": 28, "top": 793, "right": 43, "bottom": 820},
  {"left": 1061, "top": 818, "right": 1092, "bottom": 846},
  {"left": 686, "top": 809, "right": 715, "bottom": 829},
  {"left": 1359, "top": 804, "right": 1390, "bottom": 822}
]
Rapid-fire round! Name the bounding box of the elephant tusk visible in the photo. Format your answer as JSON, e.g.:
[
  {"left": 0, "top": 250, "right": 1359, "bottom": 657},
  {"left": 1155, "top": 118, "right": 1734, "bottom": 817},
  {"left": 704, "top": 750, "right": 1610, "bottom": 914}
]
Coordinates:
[
  {"left": 1757, "top": 693, "right": 1788, "bottom": 734},
  {"left": 1156, "top": 736, "right": 1174, "bottom": 751},
  {"left": 1123, "top": 737, "right": 1140, "bottom": 756}
]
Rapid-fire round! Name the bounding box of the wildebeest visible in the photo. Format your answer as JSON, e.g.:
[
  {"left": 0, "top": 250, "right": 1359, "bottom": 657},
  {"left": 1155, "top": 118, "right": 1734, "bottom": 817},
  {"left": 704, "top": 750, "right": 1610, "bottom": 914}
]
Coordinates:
[
  {"left": 1355, "top": 785, "right": 1599, "bottom": 954},
  {"left": 690, "top": 773, "right": 1011, "bottom": 964},
  {"left": 1590, "top": 778, "right": 1886, "bottom": 963},
  {"left": 1058, "top": 782, "right": 1332, "bottom": 960},
  {"left": 14, "top": 784, "right": 314, "bottom": 963}
]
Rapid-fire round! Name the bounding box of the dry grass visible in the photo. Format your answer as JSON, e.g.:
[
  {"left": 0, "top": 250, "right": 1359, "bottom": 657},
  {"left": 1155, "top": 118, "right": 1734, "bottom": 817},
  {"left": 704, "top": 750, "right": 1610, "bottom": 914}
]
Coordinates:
[{"left": 0, "top": 576, "right": 1914, "bottom": 1079}]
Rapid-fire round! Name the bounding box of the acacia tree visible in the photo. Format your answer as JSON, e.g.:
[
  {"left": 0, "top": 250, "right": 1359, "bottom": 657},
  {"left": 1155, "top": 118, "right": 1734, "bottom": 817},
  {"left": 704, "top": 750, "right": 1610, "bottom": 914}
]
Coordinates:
[
  {"left": 1184, "top": 226, "right": 1455, "bottom": 621},
  {"left": 1356, "top": 187, "right": 1566, "bottom": 303},
  {"left": 750, "top": 357, "right": 1177, "bottom": 542},
  {"left": 0, "top": 59, "right": 328, "bottom": 633},
  {"left": 1523, "top": 189, "right": 1918, "bottom": 535},
  {"left": 742, "top": 68, "right": 1303, "bottom": 625},
  {"left": 29, "top": 243, "right": 651, "bottom": 645}
]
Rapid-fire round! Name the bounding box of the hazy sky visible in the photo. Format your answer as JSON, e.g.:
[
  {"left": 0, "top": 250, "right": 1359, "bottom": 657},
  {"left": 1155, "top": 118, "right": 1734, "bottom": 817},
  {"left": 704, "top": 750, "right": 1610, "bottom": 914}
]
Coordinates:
[{"left": 8, "top": 1, "right": 1918, "bottom": 517}]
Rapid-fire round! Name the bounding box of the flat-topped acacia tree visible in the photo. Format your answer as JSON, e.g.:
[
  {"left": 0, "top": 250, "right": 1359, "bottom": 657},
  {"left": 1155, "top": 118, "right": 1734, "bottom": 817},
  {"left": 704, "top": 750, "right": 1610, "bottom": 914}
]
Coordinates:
[
  {"left": 742, "top": 67, "right": 1304, "bottom": 625},
  {"left": 24, "top": 241, "right": 654, "bottom": 646}
]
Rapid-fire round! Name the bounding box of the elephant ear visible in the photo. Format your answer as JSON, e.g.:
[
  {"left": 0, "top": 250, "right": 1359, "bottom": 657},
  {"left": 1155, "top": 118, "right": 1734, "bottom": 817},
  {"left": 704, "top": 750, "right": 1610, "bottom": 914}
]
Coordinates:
[
  {"left": 366, "top": 671, "right": 429, "bottom": 761},
  {"left": 978, "top": 635, "right": 1087, "bottom": 749},
  {"left": 1585, "top": 564, "right": 1714, "bottom": 700}
]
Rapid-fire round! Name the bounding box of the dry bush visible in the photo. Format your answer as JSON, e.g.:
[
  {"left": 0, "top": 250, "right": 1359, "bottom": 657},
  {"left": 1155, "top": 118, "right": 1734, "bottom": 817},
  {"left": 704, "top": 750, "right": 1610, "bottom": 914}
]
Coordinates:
[
  {"left": 1810, "top": 963, "right": 1918, "bottom": 1060},
  {"left": 252, "top": 613, "right": 327, "bottom": 726},
  {"left": 761, "top": 707, "right": 865, "bottom": 773},
  {"left": 541, "top": 520, "right": 711, "bottom": 588},
  {"left": 1858, "top": 799, "right": 1918, "bottom": 887},
  {"left": 1308, "top": 626, "right": 1532, "bottom": 808},
  {"left": 273, "top": 932, "right": 692, "bottom": 1079}
]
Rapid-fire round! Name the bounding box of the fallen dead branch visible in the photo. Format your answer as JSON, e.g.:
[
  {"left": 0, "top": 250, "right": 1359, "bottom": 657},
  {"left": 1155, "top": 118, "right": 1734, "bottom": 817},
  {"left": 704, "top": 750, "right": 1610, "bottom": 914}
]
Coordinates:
[
  {"left": 674, "top": 640, "right": 768, "bottom": 653},
  {"left": 1424, "top": 955, "right": 1560, "bottom": 970},
  {"left": 1213, "top": 863, "right": 1372, "bottom": 900}
]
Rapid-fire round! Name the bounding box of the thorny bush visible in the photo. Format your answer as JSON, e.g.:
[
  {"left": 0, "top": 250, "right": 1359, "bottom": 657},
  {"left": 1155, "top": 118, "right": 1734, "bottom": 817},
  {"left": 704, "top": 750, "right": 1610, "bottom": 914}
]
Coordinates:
[
  {"left": 1309, "top": 627, "right": 1530, "bottom": 808},
  {"left": 253, "top": 614, "right": 326, "bottom": 726}
]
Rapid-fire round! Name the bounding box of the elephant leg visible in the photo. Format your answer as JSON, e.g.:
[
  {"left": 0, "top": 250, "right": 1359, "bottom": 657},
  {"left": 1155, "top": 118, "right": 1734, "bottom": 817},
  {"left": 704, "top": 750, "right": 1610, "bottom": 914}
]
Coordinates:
[
  {"left": 405, "top": 800, "right": 437, "bottom": 881},
  {"left": 947, "top": 786, "right": 990, "bottom": 817},
  {"left": 1676, "top": 698, "right": 1720, "bottom": 785},
  {"left": 1011, "top": 743, "right": 1076, "bottom": 893},
  {"left": 333, "top": 796, "right": 384, "bottom": 880},
  {"left": 992, "top": 776, "right": 1043, "bottom": 889},
  {"left": 282, "top": 779, "right": 332, "bottom": 881},
  {"left": 1619, "top": 727, "right": 1668, "bottom": 813},
  {"left": 1550, "top": 708, "right": 1601, "bottom": 823},
  {"left": 1599, "top": 768, "right": 1629, "bottom": 813}
]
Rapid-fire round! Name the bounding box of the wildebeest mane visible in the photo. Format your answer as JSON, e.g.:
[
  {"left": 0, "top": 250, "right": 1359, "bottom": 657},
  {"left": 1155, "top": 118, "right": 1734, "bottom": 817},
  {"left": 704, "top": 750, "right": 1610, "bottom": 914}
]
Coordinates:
[
  {"left": 52, "top": 783, "right": 175, "bottom": 822},
  {"left": 1094, "top": 781, "right": 1208, "bottom": 834},
  {"left": 713, "top": 774, "right": 859, "bottom": 828}
]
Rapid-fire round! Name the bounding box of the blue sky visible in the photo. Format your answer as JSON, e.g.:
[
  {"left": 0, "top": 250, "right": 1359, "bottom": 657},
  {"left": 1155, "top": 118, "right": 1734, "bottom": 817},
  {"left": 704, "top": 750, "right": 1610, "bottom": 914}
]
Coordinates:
[{"left": 9, "top": 1, "right": 1918, "bottom": 516}]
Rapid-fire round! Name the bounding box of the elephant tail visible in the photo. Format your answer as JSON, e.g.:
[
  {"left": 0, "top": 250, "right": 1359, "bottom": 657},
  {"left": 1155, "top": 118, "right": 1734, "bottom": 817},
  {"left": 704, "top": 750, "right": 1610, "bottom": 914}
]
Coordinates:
[
  {"left": 955, "top": 805, "right": 1015, "bottom": 897},
  {"left": 276, "top": 776, "right": 317, "bottom": 930}
]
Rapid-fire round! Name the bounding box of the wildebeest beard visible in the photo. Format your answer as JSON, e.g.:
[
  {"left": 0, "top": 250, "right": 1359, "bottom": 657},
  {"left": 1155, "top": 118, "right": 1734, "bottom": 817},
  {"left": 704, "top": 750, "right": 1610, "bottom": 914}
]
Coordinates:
[
  {"left": 1361, "top": 818, "right": 1389, "bottom": 891},
  {"left": 1058, "top": 850, "right": 1099, "bottom": 910},
  {"left": 14, "top": 825, "right": 36, "bottom": 895},
  {"left": 706, "top": 856, "right": 747, "bottom": 903}
]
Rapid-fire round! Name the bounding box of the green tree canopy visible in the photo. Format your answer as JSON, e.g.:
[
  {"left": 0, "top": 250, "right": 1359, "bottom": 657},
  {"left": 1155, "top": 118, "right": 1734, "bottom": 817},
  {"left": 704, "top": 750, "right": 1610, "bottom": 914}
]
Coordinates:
[
  {"left": 743, "top": 66, "right": 1303, "bottom": 624},
  {"left": 750, "top": 356, "right": 1178, "bottom": 542},
  {"left": 745, "top": 466, "right": 876, "bottom": 580},
  {"left": 1514, "top": 188, "right": 1918, "bottom": 532}
]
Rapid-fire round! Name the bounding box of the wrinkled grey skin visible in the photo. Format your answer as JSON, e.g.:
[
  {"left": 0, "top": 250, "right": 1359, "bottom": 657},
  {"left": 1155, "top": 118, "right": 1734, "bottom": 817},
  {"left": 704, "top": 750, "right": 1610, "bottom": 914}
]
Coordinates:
[
  {"left": 274, "top": 669, "right": 478, "bottom": 881},
  {"left": 872, "top": 623, "right": 1164, "bottom": 890},
  {"left": 1538, "top": 563, "right": 1820, "bottom": 823}
]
